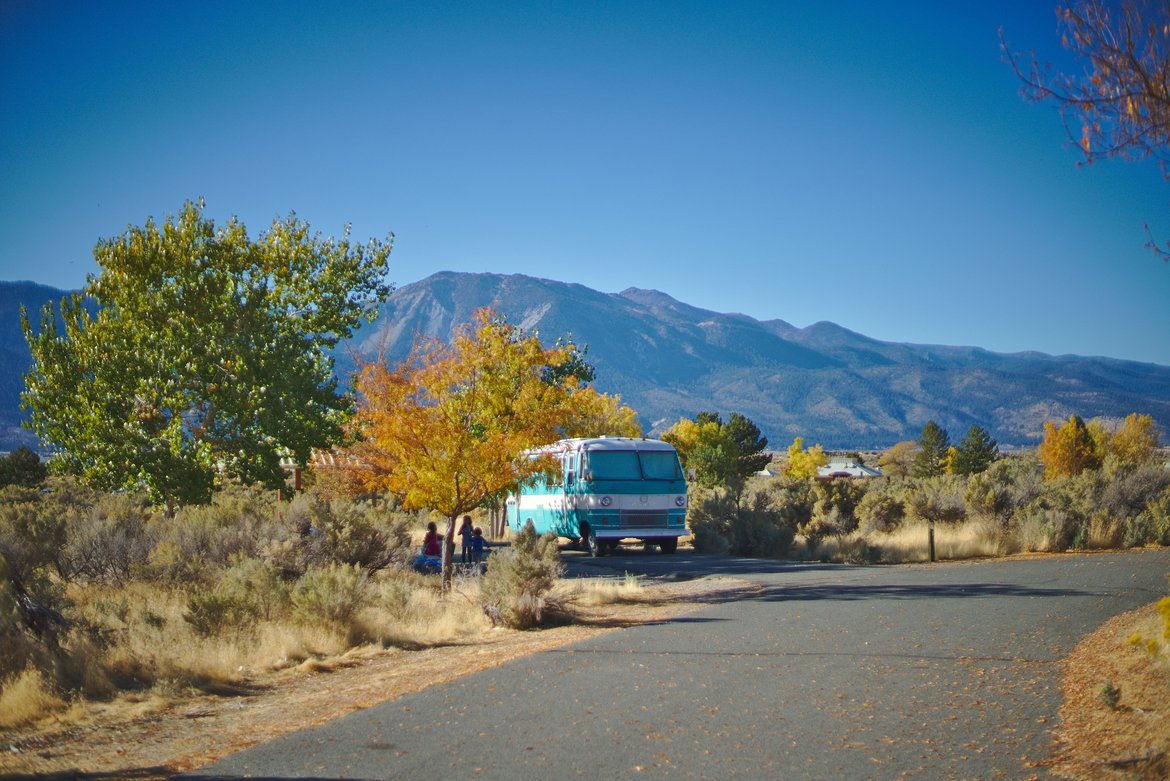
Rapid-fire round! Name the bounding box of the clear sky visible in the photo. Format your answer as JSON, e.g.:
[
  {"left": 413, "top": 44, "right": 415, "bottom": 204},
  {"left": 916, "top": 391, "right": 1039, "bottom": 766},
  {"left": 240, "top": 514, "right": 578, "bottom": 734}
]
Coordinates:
[{"left": 2, "top": 1, "right": 1168, "bottom": 365}]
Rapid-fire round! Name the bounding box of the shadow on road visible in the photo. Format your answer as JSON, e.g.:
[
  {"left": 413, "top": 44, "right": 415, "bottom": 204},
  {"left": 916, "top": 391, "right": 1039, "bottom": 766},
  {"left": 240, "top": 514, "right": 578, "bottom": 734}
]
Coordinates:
[{"left": 745, "top": 581, "right": 1096, "bottom": 602}]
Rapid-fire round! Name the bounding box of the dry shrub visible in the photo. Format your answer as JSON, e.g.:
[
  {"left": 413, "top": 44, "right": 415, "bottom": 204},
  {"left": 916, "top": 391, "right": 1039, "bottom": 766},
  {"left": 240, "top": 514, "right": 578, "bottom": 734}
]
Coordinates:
[
  {"left": 265, "top": 493, "right": 416, "bottom": 577},
  {"left": 0, "top": 667, "right": 65, "bottom": 728},
  {"left": 59, "top": 491, "right": 155, "bottom": 584},
  {"left": 366, "top": 571, "right": 489, "bottom": 646}
]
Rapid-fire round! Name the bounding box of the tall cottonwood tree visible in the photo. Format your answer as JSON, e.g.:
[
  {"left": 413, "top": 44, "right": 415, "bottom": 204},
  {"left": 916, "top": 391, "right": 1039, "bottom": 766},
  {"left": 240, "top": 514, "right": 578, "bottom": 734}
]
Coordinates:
[
  {"left": 347, "top": 309, "right": 632, "bottom": 588},
  {"left": 1003, "top": 0, "right": 1170, "bottom": 257},
  {"left": 21, "top": 200, "right": 392, "bottom": 507}
]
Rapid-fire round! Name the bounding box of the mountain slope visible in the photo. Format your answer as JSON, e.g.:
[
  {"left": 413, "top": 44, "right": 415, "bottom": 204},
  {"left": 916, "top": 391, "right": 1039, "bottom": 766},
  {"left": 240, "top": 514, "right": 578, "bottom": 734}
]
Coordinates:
[{"left": 0, "top": 282, "right": 76, "bottom": 449}]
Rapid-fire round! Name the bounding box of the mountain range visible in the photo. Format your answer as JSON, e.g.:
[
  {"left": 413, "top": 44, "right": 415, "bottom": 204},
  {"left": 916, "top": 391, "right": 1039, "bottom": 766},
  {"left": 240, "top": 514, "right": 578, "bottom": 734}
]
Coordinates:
[{"left": 4, "top": 273, "right": 1170, "bottom": 451}]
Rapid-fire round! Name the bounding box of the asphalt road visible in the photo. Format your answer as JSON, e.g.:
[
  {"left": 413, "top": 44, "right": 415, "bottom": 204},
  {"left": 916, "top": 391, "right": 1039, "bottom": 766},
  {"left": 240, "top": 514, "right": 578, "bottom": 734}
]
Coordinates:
[{"left": 186, "top": 548, "right": 1170, "bottom": 780}]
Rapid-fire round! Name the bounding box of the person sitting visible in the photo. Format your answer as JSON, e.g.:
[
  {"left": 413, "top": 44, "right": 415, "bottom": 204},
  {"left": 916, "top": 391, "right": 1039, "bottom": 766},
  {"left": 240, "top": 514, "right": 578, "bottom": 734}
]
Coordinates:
[{"left": 422, "top": 521, "right": 441, "bottom": 557}]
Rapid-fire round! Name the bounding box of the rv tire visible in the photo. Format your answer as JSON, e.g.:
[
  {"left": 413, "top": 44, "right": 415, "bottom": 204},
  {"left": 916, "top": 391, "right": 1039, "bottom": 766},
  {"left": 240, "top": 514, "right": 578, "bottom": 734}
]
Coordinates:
[
  {"left": 584, "top": 526, "right": 602, "bottom": 557},
  {"left": 659, "top": 537, "right": 678, "bottom": 553}
]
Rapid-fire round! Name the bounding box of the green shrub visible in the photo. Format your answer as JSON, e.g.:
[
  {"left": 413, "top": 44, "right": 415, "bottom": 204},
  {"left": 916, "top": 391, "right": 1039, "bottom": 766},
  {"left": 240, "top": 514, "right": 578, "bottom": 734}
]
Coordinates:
[
  {"left": 182, "top": 556, "right": 290, "bottom": 636},
  {"left": 1125, "top": 490, "right": 1170, "bottom": 547},
  {"left": 184, "top": 590, "right": 257, "bottom": 637},
  {"left": 856, "top": 489, "right": 905, "bottom": 534},
  {"left": 687, "top": 487, "right": 794, "bottom": 557},
  {"left": 729, "top": 490, "right": 795, "bottom": 558},
  {"left": 1100, "top": 681, "right": 1121, "bottom": 710},
  {"left": 480, "top": 522, "right": 563, "bottom": 629},
  {"left": 220, "top": 556, "right": 289, "bottom": 621},
  {"left": 686, "top": 488, "right": 734, "bottom": 554},
  {"left": 291, "top": 563, "right": 371, "bottom": 628},
  {"left": 0, "top": 486, "right": 67, "bottom": 583}
]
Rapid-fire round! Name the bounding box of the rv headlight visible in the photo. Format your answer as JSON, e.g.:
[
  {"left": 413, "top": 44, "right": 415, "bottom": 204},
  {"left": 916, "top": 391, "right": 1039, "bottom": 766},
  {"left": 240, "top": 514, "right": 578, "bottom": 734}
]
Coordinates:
[
  {"left": 600, "top": 496, "right": 612, "bottom": 507},
  {"left": 675, "top": 495, "right": 686, "bottom": 507}
]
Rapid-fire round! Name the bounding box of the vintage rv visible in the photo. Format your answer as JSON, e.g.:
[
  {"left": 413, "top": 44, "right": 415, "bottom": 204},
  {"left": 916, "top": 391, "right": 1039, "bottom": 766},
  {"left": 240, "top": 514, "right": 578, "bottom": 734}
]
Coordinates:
[{"left": 505, "top": 437, "right": 687, "bottom": 555}]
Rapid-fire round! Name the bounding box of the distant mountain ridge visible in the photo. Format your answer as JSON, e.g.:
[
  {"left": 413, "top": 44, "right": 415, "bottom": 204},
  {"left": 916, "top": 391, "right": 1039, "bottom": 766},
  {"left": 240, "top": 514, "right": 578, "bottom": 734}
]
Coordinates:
[
  {"left": 4, "top": 273, "right": 1169, "bottom": 451},
  {"left": 345, "top": 272, "right": 1170, "bottom": 448}
]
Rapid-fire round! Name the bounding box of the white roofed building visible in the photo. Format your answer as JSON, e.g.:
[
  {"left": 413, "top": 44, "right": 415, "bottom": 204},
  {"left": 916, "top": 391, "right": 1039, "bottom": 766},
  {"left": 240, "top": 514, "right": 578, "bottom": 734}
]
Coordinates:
[{"left": 816, "top": 457, "right": 882, "bottom": 480}]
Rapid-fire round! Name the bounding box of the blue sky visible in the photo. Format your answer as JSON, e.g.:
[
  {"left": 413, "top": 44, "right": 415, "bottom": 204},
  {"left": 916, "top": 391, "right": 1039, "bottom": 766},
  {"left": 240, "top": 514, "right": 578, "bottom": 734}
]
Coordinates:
[{"left": 2, "top": 1, "right": 1168, "bottom": 365}]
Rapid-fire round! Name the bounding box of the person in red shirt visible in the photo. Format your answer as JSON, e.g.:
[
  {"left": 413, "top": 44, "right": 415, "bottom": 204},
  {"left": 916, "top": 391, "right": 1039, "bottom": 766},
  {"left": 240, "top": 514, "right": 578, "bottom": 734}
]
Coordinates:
[{"left": 422, "top": 521, "right": 441, "bottom": 557}]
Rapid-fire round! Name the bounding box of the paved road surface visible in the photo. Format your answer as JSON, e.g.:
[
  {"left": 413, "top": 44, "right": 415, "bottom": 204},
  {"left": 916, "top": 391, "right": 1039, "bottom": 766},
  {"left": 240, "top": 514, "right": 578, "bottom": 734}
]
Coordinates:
[{"left": 187, "top": 549, "right": 1170, "bottom": 780}]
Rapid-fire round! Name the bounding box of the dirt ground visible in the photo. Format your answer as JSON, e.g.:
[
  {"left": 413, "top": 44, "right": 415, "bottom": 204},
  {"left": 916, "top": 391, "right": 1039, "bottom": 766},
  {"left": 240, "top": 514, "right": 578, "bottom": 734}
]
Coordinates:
[
  {"left": 1, "top": 570, "right": 1166, "bottom": 780},
  {"left": 1050, "top": 602, "right": 1170, "bottom": 780}
]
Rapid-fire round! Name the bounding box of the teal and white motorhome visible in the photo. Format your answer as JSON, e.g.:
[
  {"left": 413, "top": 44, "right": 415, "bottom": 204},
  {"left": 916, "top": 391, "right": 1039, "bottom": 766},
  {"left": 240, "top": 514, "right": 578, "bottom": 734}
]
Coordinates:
[{"left": 505, "top": 437, "right": 687, "bottom": 556}]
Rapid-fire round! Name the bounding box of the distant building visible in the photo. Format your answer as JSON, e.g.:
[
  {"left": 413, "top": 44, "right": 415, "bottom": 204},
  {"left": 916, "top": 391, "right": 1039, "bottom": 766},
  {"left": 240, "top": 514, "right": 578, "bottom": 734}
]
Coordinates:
[{"left": 816, "top": 457, "right": 882, "bottom": 480}]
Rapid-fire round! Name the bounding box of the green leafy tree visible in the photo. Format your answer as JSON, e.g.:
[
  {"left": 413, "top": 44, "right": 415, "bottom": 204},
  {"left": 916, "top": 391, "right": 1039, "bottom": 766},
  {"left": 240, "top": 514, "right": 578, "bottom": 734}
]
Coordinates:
[
  {"left": 0, "top": 447, "right": 48, "bottom": 489},
  {"left": 21, "top": 200, "right": 393, "bottom": 507},
  {"left": 725, "top": 413, "right": 771, "bottom": 478},
  {"left": 662, "top": 416, "right": 738, "bottom": 489},
  {"left": 952, "top": 425, "right": 999, "bottom": 476},
  {"left": 912, "top": 421, "right": 950, "bottom": 478},
  {"left": 662, "top": 411, "right": 769, "bottom": 489}
]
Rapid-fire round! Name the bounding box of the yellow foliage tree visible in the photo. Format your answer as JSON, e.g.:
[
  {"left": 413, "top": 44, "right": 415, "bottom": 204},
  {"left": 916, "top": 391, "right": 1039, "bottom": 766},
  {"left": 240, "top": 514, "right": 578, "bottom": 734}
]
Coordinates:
[
  {"left": 942, "top": 446, "right": 960, "bottom": 475},
  {"left": 345, "top": 308, "right": 616, "bottom": 588},
  {"left": 1037, "top": 415, "right": 1102, "bottom": 479},
  {"left": 878, "top": 440, "right": 917, "bottom": 478},
  {"left": 784, "top": 437, "right": 828, "bottom": 480},
  {"left": 1107, "top": 413, "right": 1162, "bottom": 466}
]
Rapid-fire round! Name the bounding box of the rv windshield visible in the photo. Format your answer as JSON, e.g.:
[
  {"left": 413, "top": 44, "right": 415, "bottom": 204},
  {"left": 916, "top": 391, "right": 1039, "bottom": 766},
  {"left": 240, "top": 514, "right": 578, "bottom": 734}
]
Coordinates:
[
  {"left": 588, "top": 451, "right": 641, "bottom": 480},
  {"left": 640, "top": 451, "right": 682, "bottom": 480},
  {"left": 587, "top": 450, "right": 682, "bottom": 481}
]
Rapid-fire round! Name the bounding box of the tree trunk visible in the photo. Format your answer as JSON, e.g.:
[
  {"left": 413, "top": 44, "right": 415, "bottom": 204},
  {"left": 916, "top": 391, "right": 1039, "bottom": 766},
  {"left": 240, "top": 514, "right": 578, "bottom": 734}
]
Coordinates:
[{"left": 441, "top": 515, "right": 457, "bottom": 591}]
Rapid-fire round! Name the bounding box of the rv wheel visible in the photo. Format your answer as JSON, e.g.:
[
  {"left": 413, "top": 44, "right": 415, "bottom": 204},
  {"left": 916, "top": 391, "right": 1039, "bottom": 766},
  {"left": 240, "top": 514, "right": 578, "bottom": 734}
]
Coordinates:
[
  {"left": 659, "top": 537, "right": 678, "bottom": 554},
  {"left": 584, "top": 527, "right": 602, "bottom": 557}
]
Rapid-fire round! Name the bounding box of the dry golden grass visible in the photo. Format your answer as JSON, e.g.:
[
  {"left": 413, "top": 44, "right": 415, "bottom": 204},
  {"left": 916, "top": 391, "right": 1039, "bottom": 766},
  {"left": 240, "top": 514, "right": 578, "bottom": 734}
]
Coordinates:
[
  {"left": 0, "top": 668, "right": 65, "bottom": 729},
  {"left": 555, "top": 572, "right": 647, "bottom": 607},
  {"left": 802, "top": 520, "right": 1004, "bottom": 563},
  {"left": 0, "top": 570, "right": 497, "bottom": 732}
]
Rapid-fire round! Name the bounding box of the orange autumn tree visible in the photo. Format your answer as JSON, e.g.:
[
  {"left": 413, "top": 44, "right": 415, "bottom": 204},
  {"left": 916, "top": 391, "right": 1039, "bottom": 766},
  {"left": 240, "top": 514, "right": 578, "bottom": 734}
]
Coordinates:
[
  {"left": 1037, "top": 415, "right": 1102, "bottom": 479},
  {"left": 346, "top": 308, "right": 635, "bottom": 588}
]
